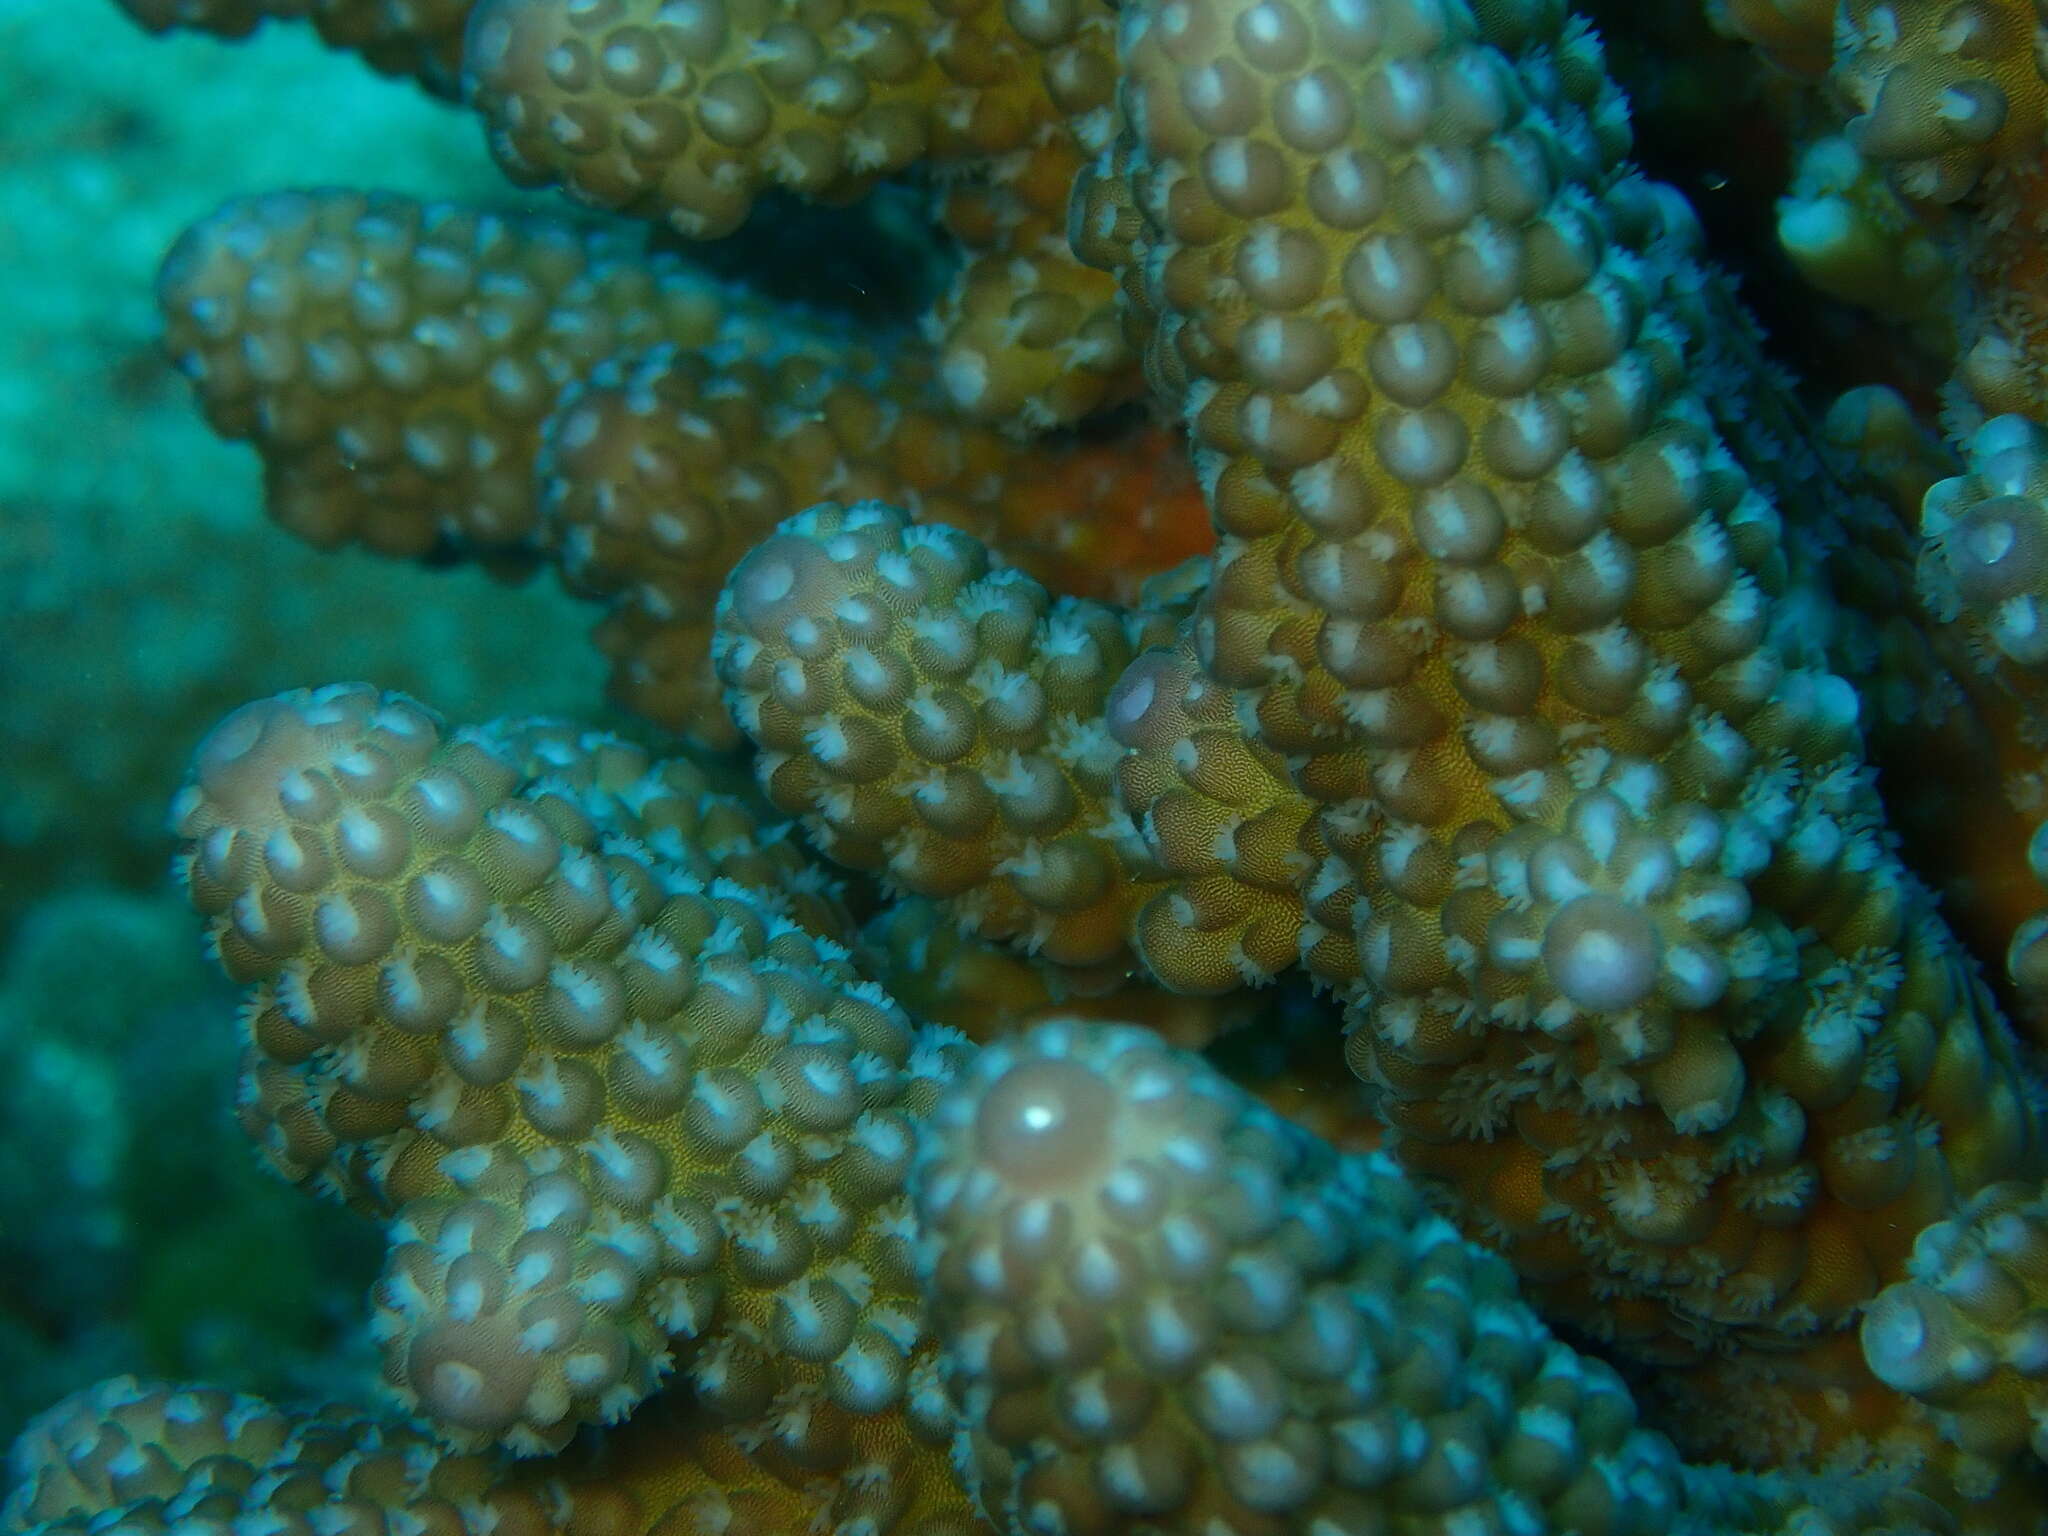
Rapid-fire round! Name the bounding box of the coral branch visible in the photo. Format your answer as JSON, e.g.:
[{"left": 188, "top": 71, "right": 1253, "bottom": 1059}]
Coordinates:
[
  {"left": 27, "top": 0, "right": 2048, "bottom": 1523},
  {"left": 716, "top": 501, "right": 1174, "bottom": 964},
  {"left": 156, "top": 190, "right": 772, "bottom": 561},
  {"left": 113, "top": 0, "right": 473, "bottom": 95},
  {"left": 173, "top": 685, "right": 966, "bottom": 1471}
]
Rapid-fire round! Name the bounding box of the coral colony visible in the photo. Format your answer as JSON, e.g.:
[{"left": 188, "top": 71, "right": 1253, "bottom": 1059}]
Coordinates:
[{"left": 14, "top": 0, "right": 2048, "bottom": 1531}]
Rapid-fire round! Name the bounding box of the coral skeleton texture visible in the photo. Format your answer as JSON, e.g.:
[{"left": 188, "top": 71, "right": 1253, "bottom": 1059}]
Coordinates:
[{"left": 13, "top": 0, "right": 2048, "bottom": 1532}]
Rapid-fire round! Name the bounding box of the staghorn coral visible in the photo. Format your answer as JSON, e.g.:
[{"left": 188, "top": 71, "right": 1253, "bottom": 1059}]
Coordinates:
[
  {"left": 0, "top": 0, "right": 604, "bottom": 943},
  {"left": 1920, "top": 415, "right": 2048, "bottom": 673},
  {"left": 23, "top": 0, "right": 2048, "bottom": 1529},
  {"left": 857, "top": 891, "right": 1274, "bottom": 1048},
  {"left": 692, "top": 0, "right": 2047, "bottom": 1506},
  {"left": 156, "top": 184, "right": 1211, "bottom": 746},
  {"left": 729, "top": 488, "right": 2039, "bottom": 1398},
  {"left": 1772, "top": 1, "right": 2048, "bottom": 436},
  {"left": 460, "top": 0, "right": 1077, "bottom": 237},
  {"left": 0, "top": 0, "right": 637, "bottom": 1444},
  {"left": 1823, "top": 385, "right": 1960, "bottom": 524},
  {"left": 1946, "top": 153, "right": 2048, "bottom": 428},
  {"left": 123, "top": 0, "right": 1147, "bottom": 433},
  {"left": 4, "top": 987, "right": 1976, "bottom": 1536},
  {"left": 152, "top": 188, "right": 791, "bottom": 564},
  {"left": 916, "top": 1014, "right": 2005, "bottom": 1531},
  {"left": 1916, "top": 414, "right": 2048, "bottom": 1003},
  {"left": 1774, "top": 135, "right": 1957, "bottom": 341},
  {"left": 2, "top": 682, "right": 1908, "bottom": 1536},
  {"left": 1060, "top": 0, "right": 2043, "bottom": 1392}
]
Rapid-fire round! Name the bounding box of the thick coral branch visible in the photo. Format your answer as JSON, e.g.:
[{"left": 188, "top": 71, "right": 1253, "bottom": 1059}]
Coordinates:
[
  {"left": 156, "top": 190, "right": 775, "bottom": 562},
  {"left": 463, "top": 0, "right": 1139, "bottom": 428},
  {"left": 1071, "top": 0, "right": 2045, "bottom": 1372},
  {"left": 545, "top": 346, "right": 1210, "bottom": 745},
  {"left": 715, "top": 501, "right": 1175, "bottom": 965},
  {"left": 173, "top": 685, "right": 967, "bottom": 1469},
  {"left": 113, "top": 0, "right": 473, "bottom": 95},
  {"left": 2, "top": 1376, "right": 979, "bottom": 1536}
]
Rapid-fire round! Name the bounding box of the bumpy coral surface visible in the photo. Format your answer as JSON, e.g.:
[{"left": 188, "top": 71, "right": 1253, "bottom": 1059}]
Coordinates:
[
  {"left": 1775, "top": 135, "right": 1957, "bottom": 337},
  {"left": 462, "top": 0, "right": 1136, "bottom": 429},
  {"left": 919, "top": 1020, "right": 1703, "bottom": 1535},
  {"left": 155, "top": 189, "right": 769, "bottom": 561},
  {"left": 0, "top": 0, "right": 602, "bottom": 940},
  {"left": 1061, "top": 0, "right": 2042, "bottom": 1397},
  {"left": 1864, "top": 1178, "right": 2048, "bottom": 1472},
  {"left": 2, "top": 1375, "right": 977, "bottom": 1536},
  {"left": 1916, "top": 415, "right": 2048, "bottom": 1005},
  {"left": 717, "top": 501, "right": 1178, "bottom": 967},
  {"left": 12, "top": 681, "right": 1908, "bottom": 1536},
  {"left": 173, "top": 686, "right": 964, "bottom": 1479},
  {"left": 1797, "top": 4, "right": 2048, "bottom": 437},
  {"left": 154, "top": 181, "right": 1210, "bottom": 747},
  {"left": 114, "top": 0, "right": 473, "bottom": 95},
  {"left": 0, "top": 0, "right": 622, "bottom": 1443},
  {"left": 548, "top": 348, "right": 1209, "bottom": 745},
  {"left": 1834, "top": 0, "right": 2047, "bottom": 204},
  {"left": 24, "top": 0, "right": 2048, "bottom": 1529}
]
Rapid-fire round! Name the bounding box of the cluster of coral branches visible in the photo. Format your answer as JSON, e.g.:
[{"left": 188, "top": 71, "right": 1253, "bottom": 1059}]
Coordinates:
[{"left": 13, "top": 0, "right": 2048, "bottom": 1531}]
